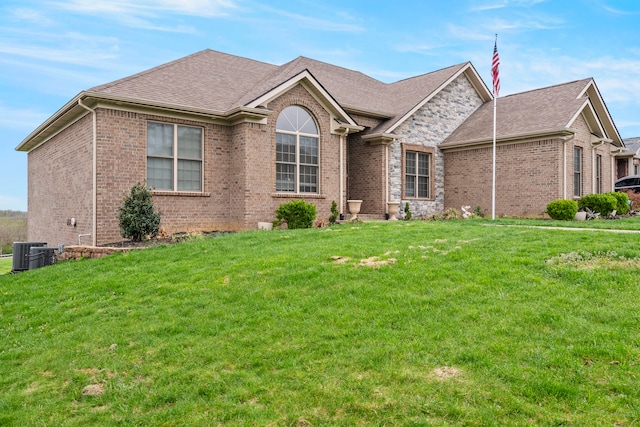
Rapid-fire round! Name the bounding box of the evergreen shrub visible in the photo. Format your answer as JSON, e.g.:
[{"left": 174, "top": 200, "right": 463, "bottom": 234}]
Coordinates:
[
  {"left": 275, "top": 200, "right": 317, "bottom": 229},
  {"left": 545, "top": 199, "right": 578, "bottom": 221}
]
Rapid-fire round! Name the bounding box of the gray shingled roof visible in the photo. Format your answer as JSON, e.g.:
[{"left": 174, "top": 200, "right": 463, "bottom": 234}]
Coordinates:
[
  {"left": 622, "top": 137, "right": 640, "bottom": 154},
  {"left": 442, "top": 79, "right": 593, "bottom": 146},
  {"left": 89, "top": 49, "right": 470, "bottom": 133},
  {"left": 90, "top": 50, "right": 279, "bottom": 112}
]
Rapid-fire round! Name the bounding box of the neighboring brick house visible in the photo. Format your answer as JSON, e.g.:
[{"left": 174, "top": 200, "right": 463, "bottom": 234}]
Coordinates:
[
  {"left": 16, "top": 49, "right": 623, "bottom": 246},
  {"left": 615, "top": 137, "right": 640, "bottom": 179}
]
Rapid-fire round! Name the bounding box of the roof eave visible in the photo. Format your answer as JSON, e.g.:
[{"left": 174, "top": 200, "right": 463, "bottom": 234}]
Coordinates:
[
  {"left": 361, "top": 133, "right": 397, "bottom": 145},
  {"left": 440, "top": 128, "right": 577, "bottom": 151},
  {"left": 16, "top": 92, "right": 88, "bottom": 152},
  {"left": 16, "top": 92, "right": 273, "bottom": 152}
]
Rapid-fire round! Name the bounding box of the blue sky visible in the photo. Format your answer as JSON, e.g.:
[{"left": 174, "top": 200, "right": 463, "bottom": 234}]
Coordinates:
[{"left": 1, "top": 0, "right": 639, "bottom": 211}]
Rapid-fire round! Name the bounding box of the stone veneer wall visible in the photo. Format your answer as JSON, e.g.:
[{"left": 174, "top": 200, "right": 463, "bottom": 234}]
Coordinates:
[
  {"left": 390, "top": 74, "right": 484, "bottom": 217},
  {"left": 58, "top": 245, "right": 135, "bottom": 260}
]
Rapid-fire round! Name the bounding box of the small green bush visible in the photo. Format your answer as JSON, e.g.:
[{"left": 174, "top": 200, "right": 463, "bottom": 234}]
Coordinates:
[
  {"left": 329, "top": 201, "right": 339, "bottom": 224},
  {"left": 404, "top": 202, "right": 412, "bottom": 220},
  {"left": 607, "top": 191, "right": 629, "bottom": 215},
  {"left": 119, "top": 183, "right": 161, "bottom": 241},
  {"left": 276, "top": 200, "right": 317, "bottom": 229},
  {"left": 545, "top": 199, "right": 578, "bottom": 221},
  {"left": 578, "top": 193, "right": 617, "bottom": 216}
]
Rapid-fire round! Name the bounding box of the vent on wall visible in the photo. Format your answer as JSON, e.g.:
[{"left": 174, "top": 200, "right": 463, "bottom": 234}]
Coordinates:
[{"left": 12, "top": 242, "right": 46, "bottom": 273}]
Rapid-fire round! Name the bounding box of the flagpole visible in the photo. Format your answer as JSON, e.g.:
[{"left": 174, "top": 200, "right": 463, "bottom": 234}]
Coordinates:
[
  {"left": 492, "top": 94, "right": 496, "bottom": 220},
  {"left": 491, "top": 34, "right": 499, "bottom": 221}
]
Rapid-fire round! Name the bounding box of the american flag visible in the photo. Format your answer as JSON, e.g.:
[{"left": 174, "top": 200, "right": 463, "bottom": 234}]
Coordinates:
[{"left": 492, "top": 38, "right": 500, "bottom": 97}]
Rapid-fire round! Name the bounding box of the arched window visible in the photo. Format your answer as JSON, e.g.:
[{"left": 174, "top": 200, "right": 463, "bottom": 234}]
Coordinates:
[{"left": 275, "top": 106, "right": 319, "bottom": 193}]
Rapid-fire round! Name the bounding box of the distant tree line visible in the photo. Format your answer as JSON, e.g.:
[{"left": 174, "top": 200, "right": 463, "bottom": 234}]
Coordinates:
[{"left": 0, "top": 210, "right": 27, "bottom": 255}]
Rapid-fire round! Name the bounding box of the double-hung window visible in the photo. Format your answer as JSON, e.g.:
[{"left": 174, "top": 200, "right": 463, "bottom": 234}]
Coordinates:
[
  {"left": 147, "top": 122, "right": 203, "bottom": 191},
  {"left": 573, "top": 146, "right": 582, "bottom": 197},
  {"left": 275, "top": 106, "right": 319, "bottom": 193},
  {"left": 403, "top": 146, "right": 433, "bottom": 199}
]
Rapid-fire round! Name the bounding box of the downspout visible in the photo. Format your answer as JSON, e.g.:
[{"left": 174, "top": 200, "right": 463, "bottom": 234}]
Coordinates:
[
  {"left": 385, "top": 143, "right": 389, "bottom": 213},
  {"left": 78, "top": 99, "right": 97, "bottom": 246},
  {"left": 340, "top": 134, "right": 344, "bottom": 217},
  {"left": 563, "top": 138, "right": 567, "bottom": 199},
  {"left": 561, "top": 135, "right": 575, "bottom": 200}
]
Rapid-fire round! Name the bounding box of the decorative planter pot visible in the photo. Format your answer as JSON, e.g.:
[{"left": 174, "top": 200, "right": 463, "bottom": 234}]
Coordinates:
[
  {"left": 575, "top": 211, "right": 587, "bottom": 221},
  {"left": 347, "top": 200, "right": 363, "bottom": 220},
  {"left": 387, "top": 202, "right": 400, "bottom": 221}
]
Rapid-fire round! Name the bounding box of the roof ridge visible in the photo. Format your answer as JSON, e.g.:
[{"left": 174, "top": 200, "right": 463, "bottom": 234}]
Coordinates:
[
  {"left": 90, "top": 49, "right": 274, "bottom": 93},
  {"left": 294, "top": 56, "right": 387, "bottom": 84},
  {"left": 390, "top": 62, "right": 469, "bottom": 85},
  {"left": 89, "top": 49, "right": 210, "bottom": 92},
  {"left": 500, "top": 77, "right": 593, "bottom": 99}
]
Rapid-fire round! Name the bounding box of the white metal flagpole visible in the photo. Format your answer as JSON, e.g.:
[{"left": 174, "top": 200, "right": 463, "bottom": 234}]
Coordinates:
[
  {"left": 491, "top": 34, "right": 500, "bottom": 220},
  {"left": 492, "top": 95, "right": 497, "bottom": 220}
]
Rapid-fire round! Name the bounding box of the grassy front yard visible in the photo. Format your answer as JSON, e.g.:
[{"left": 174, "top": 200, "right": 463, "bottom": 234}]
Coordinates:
[{"left": 1, "top": 219, "right": 639, "bottom": 425}]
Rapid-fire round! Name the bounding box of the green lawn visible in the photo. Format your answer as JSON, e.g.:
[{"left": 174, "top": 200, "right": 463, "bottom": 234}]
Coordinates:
[
  {"left": 0, "top": 257, "right": 11, "bottom": 275},
  {"left": 2, "top": 219, "right": 640, "bottom": 426}
]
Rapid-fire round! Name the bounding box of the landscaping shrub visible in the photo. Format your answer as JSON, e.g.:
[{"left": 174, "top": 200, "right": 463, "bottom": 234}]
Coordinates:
[
  {"left": 607, "top": 191, "right": 630, "bottom": 215},
  {"left": 545, "top": 199, "right": 578, "bottom": 221},
  {"left": 329, "top": 201, "right": 339, "bottom": 224},
  {"left": 578, "top": 193, "right": 617, "bottom": 216},
  {"left": 118, "top": 183, "right": 161, "bottom": 241},
  {"left": 275, "top": 200, "right": 317, "bottom": 229},
  {"left": 404, "top": 202, "right": 412, "bottom": 220}
]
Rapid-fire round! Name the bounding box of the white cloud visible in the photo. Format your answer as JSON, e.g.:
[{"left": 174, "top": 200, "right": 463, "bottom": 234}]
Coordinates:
[
  {"left": 53, "top": 0, "right": 237, "bottom": 18},
  {"left": 254, "top": 4, "right": 365, "bottom": 33},
  {"left": 0, "top": 43, "right": 118, "bottom": 65},
  {"left": 9, "top": 7, "right": 55, "bottom": 25},
  {"left": 0, "top": 104, "right": 51, "bottom": 132},
  {"left": 48, "top": 0, "right": 235, "bottom": 32}
]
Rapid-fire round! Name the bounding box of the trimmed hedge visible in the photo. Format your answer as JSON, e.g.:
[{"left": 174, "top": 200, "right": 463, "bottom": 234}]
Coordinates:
[
  {"left": 546, "top": 199, "right": 578, "bottom": 221},
  {"left": 275, "top": 200, "right": 317, "bottom": 229},
  {"left": 607, "top": 191, "right": 630, "bottom": 215},
  {"left": 578, "top": 193, "right": 617, "bottom": 216}
]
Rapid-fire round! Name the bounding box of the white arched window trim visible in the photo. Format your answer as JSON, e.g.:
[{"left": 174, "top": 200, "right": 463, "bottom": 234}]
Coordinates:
[{"left": 275, "top": 106, "right": 320, "bottom": 194}]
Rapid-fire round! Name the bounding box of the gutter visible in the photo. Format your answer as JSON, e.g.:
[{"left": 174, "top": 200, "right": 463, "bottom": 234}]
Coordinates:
[{"left": 440, "top": 128, "right": 577, "bottom": 151}]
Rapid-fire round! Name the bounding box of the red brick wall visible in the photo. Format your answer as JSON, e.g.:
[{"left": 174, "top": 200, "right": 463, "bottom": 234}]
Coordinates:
[
  {"left": 260, "top": 84, "right": 344, "bottom": 225},
  {"left": 444, "top": 116, "right": 616, "bottom": 217},
  {"left": 94, "top": 109, "right": 236, "bottom": 244},
  {"left": 27, "top": 113, "right": 94, "bottom": 247},
  {"left": 347, "top": 114, "right": 386, "bottom": 215},
  {"left": 444, "top": 139, "right": 564, "bottom": 217},
  {"left": 29, "top": 83, "right": 349, "bottom": 246}
]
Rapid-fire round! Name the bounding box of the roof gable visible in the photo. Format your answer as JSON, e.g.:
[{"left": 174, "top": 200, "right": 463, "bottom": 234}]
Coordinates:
[{"left": 442, "top": 78, "right": 623, "bottom": 148}]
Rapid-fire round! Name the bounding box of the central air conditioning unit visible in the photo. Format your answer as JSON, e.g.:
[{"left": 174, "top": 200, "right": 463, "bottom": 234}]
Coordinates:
[{"left": 12, "top": 242, "right": 47, "bottom": 273}]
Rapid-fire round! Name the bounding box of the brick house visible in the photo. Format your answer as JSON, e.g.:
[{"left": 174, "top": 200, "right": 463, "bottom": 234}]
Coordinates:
[
  {"left": 615, "top": 137, "right": 640, "bottom": 179},
  {"left": 16, "top": 49, "right": 623, "bottom": 246}
]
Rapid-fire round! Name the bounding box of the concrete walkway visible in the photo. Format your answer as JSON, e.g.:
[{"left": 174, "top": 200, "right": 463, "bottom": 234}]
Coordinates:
[{"left": 488, "top": 224, "right": 640, "bottom": 233}]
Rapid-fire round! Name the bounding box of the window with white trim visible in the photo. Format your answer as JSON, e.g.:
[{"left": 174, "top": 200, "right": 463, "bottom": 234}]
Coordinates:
[
  {"left": 147, "top": 122, "right": 203, "bottom": 191},
  {"left": 573, "top": 146, "right": 582, "bottom": 197},
  {"left": 275, "top": 106, "right": 319, "bottom": 193}
]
